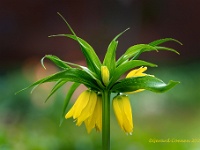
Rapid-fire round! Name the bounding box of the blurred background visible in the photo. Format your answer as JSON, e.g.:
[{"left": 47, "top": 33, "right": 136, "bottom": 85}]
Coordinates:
[{"left": 1, "top": 0, "right": 200, "bottom": 150}]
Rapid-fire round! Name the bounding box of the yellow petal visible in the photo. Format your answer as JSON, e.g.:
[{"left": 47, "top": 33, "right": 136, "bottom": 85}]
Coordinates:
[
  {"left": 76, "top": 91, "right": 97, "bottom": 126},
  {"left": 116, "top": 98, "right": 129, "bottom": 132},
  {"left": 84, "top": 117, "right": 94, "bottom": 133},
  {"left": 65, "top": 90, "right": 90, "bottom": 119},
  {"left": 126, "top": 66, "right": 147, "bottom": 78},
  {"left": 73, "top": 90, "right": 90, "bottom": 119},
  {"left": 85, "top": 94, "right": 102, "bottom": 133},
  {"left": 95, "top": 95, "right": 102, "bottom": 132},
  {"left": 113, "top": 96, "right": 124, "bottom": 130},
  {"left": 126, "top": 67, "right": 148, "bottom": 94},
  {"left": 119, "top": 95, "right": 133, "bottom": 134},
  {"left": 65, "top": 105, "right": 75, "bottom": 119},
  {"left": 120, "top": 95, "right": 133, "bottom": 126}
]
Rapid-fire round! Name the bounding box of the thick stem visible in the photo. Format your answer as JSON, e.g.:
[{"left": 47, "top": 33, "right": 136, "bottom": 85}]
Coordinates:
[{"left": 102, "top": 90, "right": 111, "bottom": 150}]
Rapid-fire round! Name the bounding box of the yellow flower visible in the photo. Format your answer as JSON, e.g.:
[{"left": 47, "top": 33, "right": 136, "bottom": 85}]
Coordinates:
[
  {"left": 101, "top": 66, "right": 110, "bottom": 86},
  {"left": 65, "top": 90, "right": 97, "bottom": 127},
  {"left": 65, "top": 90, "right": 102, "bottom": 133},
  {"left": 112, "top": 94, "right": 133, "bottom": 135},
  {"left": 84, "top": 94, "right": 102, "bottom": 133},
  {"left": 126, "top": 66, "right": 151, "bottom": 93},
  {"left": 126, "top": 66, "right": 147, "bottom": 78}
]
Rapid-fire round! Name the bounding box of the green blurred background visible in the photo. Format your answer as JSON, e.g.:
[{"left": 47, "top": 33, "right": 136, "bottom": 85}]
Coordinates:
[{"left": 1, "top": 1, "right": 200, "bottom": 150}]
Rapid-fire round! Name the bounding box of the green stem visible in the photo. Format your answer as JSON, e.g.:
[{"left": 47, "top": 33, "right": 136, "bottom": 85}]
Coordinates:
[{"left": 102, "top": 90, "right": 111, "bottom": 150}]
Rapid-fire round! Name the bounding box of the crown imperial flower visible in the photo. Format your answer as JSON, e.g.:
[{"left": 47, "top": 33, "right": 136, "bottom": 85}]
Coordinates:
[{"left": 18, "top": 13, "right": 181, "bottom": 150}]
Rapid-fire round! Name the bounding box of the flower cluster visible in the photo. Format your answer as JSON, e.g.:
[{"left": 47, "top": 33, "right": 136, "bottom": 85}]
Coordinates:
[{"left": 65, "top": 66, "right": 150, "bottom": 134}]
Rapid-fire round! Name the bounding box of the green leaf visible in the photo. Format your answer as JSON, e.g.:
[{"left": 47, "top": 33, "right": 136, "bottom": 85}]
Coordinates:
[
  {"left": 60, "top": 82, "right": 80, "bottom": 126},
  {"left": 117, "top": 37, "right": 181, "bottom": 66},
  {"left": 53, "top": 13, "right": 101, "bottom": 76},
  {"left": 116, "top": 44, "right": 157, "bottom": 66},
  {"left": 49, "top": 34, "right": 101, "bottom": 76},
  {"left": 155, "top": 46, "right": 180, "bottom": 55},
  {"left": 103, "top": 28, "right": 129, "bottom": 76},
  {"left": 17, "top": 68, "right": 100, "bottom": 94},
  {"left": 103, "top": 40, "right": 118, "bottom": 75},
  {"left": 109, "top": 60, "right": 157, "bottom": 87},
  {"left": 41, "top": 55, "right": 71, "bottom": 69},
  {"left": 42, "top": 55, "right": 99, "bottom": 82},
  {"left": 41, "top": 54, "right": 103, "bottom": 89},
  {"left": 79, "top": 66, "right": 104, "bottom": 89},
  {"left": 45, "top": 80, "right": 68, "bottom": 102},
  {"left": 111, "top": 76, "right": 180, "bottom": 93},
  {"left": 149, "top": 38, "right": 183, "bottom": 46}
]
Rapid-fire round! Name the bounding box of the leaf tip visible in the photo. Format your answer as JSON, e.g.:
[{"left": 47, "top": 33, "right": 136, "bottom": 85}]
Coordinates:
[
  {"left": 59, "top": 118, "right": 64, "bottom": 127},
  {"left": 15, "top": 87, "right": 28, "bottom": 95},
  {"left": 41, "top": 56, "right": 47, "bottom": 70},
  {"left": 14, "top": 91, "right": 20, "bottom": 95},
  {"left": 170, "top": 80, "right": 180, "bottom": 85},
  {"left": 174, "top": 39, "right": 183, "bottom": 46}
]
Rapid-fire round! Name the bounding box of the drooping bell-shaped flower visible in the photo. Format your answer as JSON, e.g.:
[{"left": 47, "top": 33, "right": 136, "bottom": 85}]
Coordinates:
[
  {"left": 112, "top": 94, "right": 133, "bottom": 135},
  {"left": 65, "top": 90, "right": 97, "bottom": 126}
]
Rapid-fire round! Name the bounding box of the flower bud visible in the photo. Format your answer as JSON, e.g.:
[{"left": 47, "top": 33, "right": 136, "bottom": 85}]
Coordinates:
[{"left": 101, "top": 66, "right": 110, "bottom": 86}]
